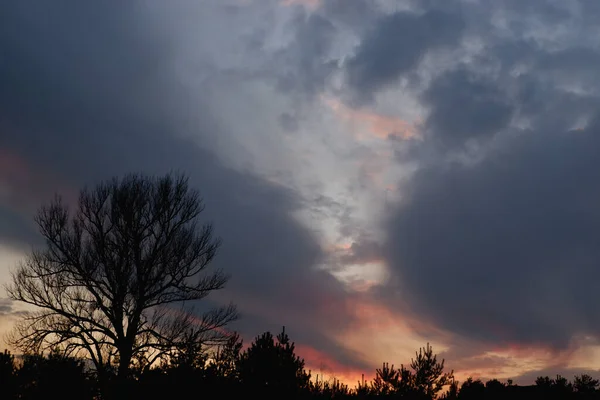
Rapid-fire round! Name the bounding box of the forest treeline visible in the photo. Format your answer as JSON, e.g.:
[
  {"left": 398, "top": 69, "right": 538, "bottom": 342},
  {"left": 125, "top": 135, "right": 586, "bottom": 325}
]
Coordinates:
[
  {"left": 3, "top": 172, "right": 599, "bottom": 399},
  {"left": 1, "top": 329, "right": 600, "bottom": 400}
]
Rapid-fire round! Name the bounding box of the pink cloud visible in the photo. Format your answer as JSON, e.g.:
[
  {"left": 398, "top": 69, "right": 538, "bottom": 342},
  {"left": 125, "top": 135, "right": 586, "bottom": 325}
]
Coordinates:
[
  {"left": 322, "top": 95, "right": 419, "bottom": 141},
  {"left": 296, "top": 343, "right": 367, "bottom": 384}
]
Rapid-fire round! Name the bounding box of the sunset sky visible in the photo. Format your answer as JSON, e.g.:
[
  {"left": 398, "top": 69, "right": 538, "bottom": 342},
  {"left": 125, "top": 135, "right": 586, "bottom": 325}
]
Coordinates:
[{"left": 4, "top": 0, "right": 600, "bottom": 386}]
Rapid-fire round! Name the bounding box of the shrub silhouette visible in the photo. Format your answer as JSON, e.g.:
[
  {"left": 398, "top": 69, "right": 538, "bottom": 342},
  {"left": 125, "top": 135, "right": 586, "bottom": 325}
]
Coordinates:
[{"left": 15, "top": 351, "right": 94, "bottom": 400}]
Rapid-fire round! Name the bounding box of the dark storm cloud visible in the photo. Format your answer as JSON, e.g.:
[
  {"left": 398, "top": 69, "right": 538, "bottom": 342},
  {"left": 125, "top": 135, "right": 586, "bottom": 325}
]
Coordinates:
[
  {"left": 477, "top": 43, "right": 600, "bottom": 133},
  {"left": 384, "top": 51, "right": 600, "bottom": 349},
  {"left": 0, "top": 1, "right": 362, "bottom": 364},
  {"left": 271, "top": 8, "right": 338, "bottom": 98},
  {"left": 0, "top": 207, "right": 38, "bottom": 251},
  {"left": 379, "top": 0, "right": 600, "bottom": 352},
  {"left": 345, "top": 8, "right": 464, "bottom": 103},
  {"left": 537, "top": 47, "right": 600, "bottom": 90},
  {"left": 422, "top": 68, "right": 514, "bottom": 148},
  {"left": 579, "top": 0, "right": 600, "bottom": 20},
  {"left": 386, "top": 119, "right": 600, "bottom": 348}
]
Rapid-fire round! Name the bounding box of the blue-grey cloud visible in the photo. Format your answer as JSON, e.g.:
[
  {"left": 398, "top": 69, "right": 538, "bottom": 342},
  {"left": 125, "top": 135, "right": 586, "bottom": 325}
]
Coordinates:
[
  {"left": 385, "top": 120, "right": 600, "bottom": 347},
  {"left": 382, "top": 0, "right": 600, "bottom": 350},
  {"left": 345, "top": 8, "right": 464, "bottom": 103},
  {"left": 0, "top": 298, "right": 15, "bottom": 316},
  {"left": 272, "top": 10, "right": 338, "bottom": 98},
  {"left": 421, "top": 67, "right": 514, "bottom": 148},
  {"left": 0, "top": 0, "right": 367, "bottom": 368}
]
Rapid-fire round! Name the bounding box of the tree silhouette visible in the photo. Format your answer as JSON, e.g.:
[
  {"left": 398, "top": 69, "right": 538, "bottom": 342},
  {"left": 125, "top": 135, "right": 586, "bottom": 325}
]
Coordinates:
[
  {"left": 372, "top": 343, "right": 451, "bottom": 399},
  {"left": 5, "top": 173, "right": 237, "bottom": 379},
  {"left": 16, "top": 350, "right": 94, "bottom": 400},
  {"left": 310, "top": 376, "right": 352, "bottom": 398},
  {"left": 207, "top": 331, "right": 243, "bottom": 380},
  {"left": 372, "top": 362, "right": 400, "bottom": 395},
  {"left": 355, "top": 374, "right": 373, "bottom": 396},
  {"left": 485, "top": 379, "right": 506, "bottom": 400},
  {"left": 371, "top": 362, "right": 413, "bottom": 396},
  {"left": 166, "top": 329, "right": 209, "bottom": 371},
  {"left": 535, "top": 375, "right": 553, "bottom": 388},
  {"left": 574, "top": 373, "right": 599, "bottom": 396},
  {"left": 458, "top": 377, "right": 485, "bottom": 400},
  {"left": 410, "top": 343, "right": 454, "bottom": 399},
  {"left": 4, "top": 331, "right": 600, "bottom": 399},
  {"left": 0, "top": 349, "right": 16, "bottom": 399},
  {"left": 238, "top": 327, "right": 311, "bottom": 398},
  {"left": 553, "top": 374, "right": 573, "bottom": 399},
  {"left": 535, "top": 375, "right": 555, "bottom": 399},
  {"left": 440, "top": 378, "right": 459, "bottom": 400}
]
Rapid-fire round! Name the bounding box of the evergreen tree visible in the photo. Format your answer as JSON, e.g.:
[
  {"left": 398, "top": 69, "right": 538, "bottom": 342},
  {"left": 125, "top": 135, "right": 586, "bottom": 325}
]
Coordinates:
[
  {"left": 238, "top": 327, "right": 311, "bottom": 398},
  {"left": 574, "top": 374, "right": 599, "bottom": 395},
  {"left": 440, "top": 378, "right": 459, "bottom": 400},
  {"left": 372, "top": 362, "right": 400, "bottom": 395},
  {"left": 207, "top": 331, "right": 243, "bottom": 380},
  {"left": 411, "top": 343, "right": 454, "bottom": 399}
]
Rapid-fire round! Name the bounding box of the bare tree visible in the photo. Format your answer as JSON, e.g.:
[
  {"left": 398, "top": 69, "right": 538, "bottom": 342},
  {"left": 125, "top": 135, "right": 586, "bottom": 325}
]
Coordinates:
[{"left": 5, "top": 173, "right": 237, "bottom": 379}]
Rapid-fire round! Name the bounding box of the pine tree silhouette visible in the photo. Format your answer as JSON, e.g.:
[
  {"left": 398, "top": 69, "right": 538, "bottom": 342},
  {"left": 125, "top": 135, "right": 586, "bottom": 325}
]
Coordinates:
[{"left": 238, "top": 326, "right": 311, "bottom": 398}]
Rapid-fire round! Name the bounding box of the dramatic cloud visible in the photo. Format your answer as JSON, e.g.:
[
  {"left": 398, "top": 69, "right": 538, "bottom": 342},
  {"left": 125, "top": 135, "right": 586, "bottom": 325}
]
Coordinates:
[
  {"left": 5, "top": 0, "right": 600, "bottom": 384},
  {"left": 421, "top": 68, "right": 514, "bottom": 148},
  {"left": 0, "top": 0, "right": 367, "bottom": 369},
  {"left": 271, "top": 10, "right": 338, "bottom": 98},
  {"left": 383, "top": 0, "right": 600, "bottom": 357},
  {"left": 345, "top": 7, "right": 464, "bottom": 103},
  {"left": 386, "top": 119, "right": 600, "bottom": 347}
]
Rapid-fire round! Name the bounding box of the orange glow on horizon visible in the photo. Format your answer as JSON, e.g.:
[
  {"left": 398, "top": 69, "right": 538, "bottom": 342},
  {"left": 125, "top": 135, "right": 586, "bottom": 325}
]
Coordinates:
[{"left": 296, "top": 343, "right": 369, "bottom": 386}]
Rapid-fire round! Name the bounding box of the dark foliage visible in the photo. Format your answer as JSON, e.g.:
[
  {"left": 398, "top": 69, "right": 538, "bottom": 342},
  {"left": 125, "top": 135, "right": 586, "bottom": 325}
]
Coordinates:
[
  {"left": 238, "top": 327, "right": 311, "bottom": 399},
  {"left": 4, "top": 332, "right": 600, "bottom": 400},
  {"left": 0, "top": 350, "right": 95, "bottom": 400},
  {"left": 368, "top": 343, "right": 452, "bottom": 399},
  {"left": 0, "top": 349, "right": 17, "bottom": 398}
]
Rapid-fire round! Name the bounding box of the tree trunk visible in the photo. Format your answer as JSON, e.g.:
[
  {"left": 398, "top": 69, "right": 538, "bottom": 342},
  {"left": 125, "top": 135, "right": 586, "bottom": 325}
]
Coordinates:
[{"left": 118, "top": 346, "right": 132, "bottom": 378}]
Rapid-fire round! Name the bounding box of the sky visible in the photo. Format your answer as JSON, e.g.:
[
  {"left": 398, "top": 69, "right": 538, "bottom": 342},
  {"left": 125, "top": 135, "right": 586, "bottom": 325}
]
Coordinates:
[{"left": 3, "top": 0, "right": 600, "bottom": 386}]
